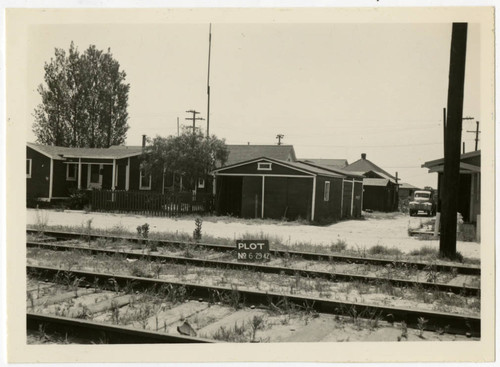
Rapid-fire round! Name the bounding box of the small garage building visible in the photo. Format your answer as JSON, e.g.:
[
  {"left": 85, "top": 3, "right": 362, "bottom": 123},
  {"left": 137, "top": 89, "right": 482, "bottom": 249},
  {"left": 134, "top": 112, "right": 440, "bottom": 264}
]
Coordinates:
[{"left": 212, "top": 157, "right": 363, "bottom": 223}]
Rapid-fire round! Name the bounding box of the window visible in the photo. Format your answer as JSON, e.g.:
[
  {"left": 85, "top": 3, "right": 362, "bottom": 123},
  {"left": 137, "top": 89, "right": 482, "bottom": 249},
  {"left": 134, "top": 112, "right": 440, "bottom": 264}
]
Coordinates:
[
  {"left": 324, "top": 181, "right": 330, "bottom": 201},
  {"left": 66, "top": 164, "right": 77, "bottom": 181},
  {"left": 258, "top": 162, "right": 272, "bottom": 171},
  {"left": 140, "top": 170, "right": 151, "bottom": 190},
  {"left": 26, "top": 159, "right": 32, "bottom": 178},
  {"left": 198, "top": 178, "right": 205, "bottom": 189}
]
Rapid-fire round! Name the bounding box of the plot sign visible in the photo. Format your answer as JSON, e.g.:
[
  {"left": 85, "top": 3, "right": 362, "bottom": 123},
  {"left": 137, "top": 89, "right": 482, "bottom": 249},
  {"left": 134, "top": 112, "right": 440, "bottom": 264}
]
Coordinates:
[{"left": 235, "top": 240, "right": 270, "bottom": 262}]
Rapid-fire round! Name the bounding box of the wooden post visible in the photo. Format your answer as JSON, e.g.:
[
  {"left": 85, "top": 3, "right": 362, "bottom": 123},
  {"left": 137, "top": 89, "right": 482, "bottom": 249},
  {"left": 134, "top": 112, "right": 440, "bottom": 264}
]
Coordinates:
[
  {"left": 440, "top": 23, "right": 468, "bottom": 258},
  {"left": 125, "top": 158, "right": 130, "bottom": 191},
  {"left": 340, "top": 179, "right": 345, "bottom": 217},
  {"left": 350, "top": 179, "right": 354, "bottom": 217},
  {"left": 434, "top": 212, "right": 441, "bottom": 238},
  {"left": 78, "top": 158, "right": 82, "bottom": 190},
  {"left": 48, "top": 158, "right": 53, "bottom": 201},
  {"left": 111, "top": 159, "right": 116, "bottom": 190},
  {"left": 261, "top": 176, "right": 265, "bottom": 218},
  {"left": 311, "top": 176, "right": 316, "bottom": 221}
]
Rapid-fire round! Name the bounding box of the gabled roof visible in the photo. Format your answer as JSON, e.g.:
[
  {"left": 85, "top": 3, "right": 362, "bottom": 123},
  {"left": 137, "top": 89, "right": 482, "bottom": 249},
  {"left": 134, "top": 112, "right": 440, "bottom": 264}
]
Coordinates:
[
  {"left": 399, "top": 182, "right": 420, "bottom": 190},
  {"left": 298, "top": 161, "right": 364, "bottom": 179},
  {"left": 27, "top": 142, "right": 143, "bottom": 160},
  {"left": 344, "top": 155, "right": 397, "bottom": 182},
  {"left": 363, "top": 178, "right": 390, "bottom": 187},
  {"left": 224, "top": 145, "right": 296, "bottom": 166},
  {"left": 213, "top": 157, "right": 345, "bottom": 178},
  {"left": 301, "top": 158, "right": 348, "bottom": 169}
]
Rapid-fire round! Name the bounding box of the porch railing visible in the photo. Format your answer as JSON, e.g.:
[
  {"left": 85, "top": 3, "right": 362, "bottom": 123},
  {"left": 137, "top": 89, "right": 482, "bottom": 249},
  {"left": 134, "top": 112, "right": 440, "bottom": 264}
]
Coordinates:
[{"left": 90, "top": 190, "right": 214, "bottom": 217}]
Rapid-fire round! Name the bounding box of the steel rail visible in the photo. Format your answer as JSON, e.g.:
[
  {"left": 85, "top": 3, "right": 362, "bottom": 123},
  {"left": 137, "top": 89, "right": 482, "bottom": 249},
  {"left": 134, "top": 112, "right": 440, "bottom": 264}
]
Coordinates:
[
  {"left": 27, "top": 312, "right": 217, "bottom": 344},
  {"left": 26, "top": 228, "right": 481, "bottom": 275},
  {"left": 27, "top": 240, "right": 480, "bottom": 297},
  {"left": 27, "top": 265, "right": 481, "bottom": 337}
]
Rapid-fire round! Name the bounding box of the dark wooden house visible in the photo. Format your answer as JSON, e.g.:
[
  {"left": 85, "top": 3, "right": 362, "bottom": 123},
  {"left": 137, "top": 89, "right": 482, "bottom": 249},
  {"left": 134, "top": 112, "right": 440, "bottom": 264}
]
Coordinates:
[
  {"left": 212, "top": 157, "right": 363, "bottom": 222},
  {"left": 343, "top": 153, "right": 399, "bottom": 212},
  {"left": 27, "top": 143, "right": 159, "bottom": 201},
  {"left": 422, "top": 150, "right": 480, "bottom": 224}
]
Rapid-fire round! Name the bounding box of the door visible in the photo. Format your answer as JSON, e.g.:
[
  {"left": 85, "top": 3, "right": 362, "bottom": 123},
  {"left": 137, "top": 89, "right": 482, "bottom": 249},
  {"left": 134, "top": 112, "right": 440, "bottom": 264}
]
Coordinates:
[{"left": 88, "top": 164, "right": 103, "bottom": 189}]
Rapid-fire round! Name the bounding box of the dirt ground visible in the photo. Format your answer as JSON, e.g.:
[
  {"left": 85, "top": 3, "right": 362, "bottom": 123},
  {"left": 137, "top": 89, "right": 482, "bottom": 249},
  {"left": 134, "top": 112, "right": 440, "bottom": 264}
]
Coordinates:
[{"left": 26, "top": 209, "right": 480, "bottom": 259}]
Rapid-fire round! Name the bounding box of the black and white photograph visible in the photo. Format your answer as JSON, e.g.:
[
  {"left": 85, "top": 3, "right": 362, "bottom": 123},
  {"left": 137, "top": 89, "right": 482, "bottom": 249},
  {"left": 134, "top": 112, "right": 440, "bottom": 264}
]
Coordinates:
[{"left": 4, "top": 5, "right": 496, "bottom": 364}]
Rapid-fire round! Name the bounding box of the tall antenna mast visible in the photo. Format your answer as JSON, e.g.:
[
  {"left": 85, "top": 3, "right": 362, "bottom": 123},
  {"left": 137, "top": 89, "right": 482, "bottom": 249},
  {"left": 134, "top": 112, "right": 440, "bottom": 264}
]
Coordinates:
[{"left": 206, "top": 23, "right": 212, "bottom": 138}]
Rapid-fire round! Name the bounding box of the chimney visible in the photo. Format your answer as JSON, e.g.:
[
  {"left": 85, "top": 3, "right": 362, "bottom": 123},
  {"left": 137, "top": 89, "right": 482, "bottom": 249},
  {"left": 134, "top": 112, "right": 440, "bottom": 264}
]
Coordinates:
[
  {"left": 142, "top": 135, "right": 147, "bottom": 148},
  {"left": 361, "top": 153, "right": 366, "bottom": 160}
]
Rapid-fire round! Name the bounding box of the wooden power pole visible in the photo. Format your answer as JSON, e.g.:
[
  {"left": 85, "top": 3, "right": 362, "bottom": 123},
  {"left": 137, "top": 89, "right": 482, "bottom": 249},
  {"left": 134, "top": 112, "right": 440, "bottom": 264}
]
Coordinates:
[
  {"left": 206, "top": 24, "right": 212, "bottom": 138},
  {"left": 440, "top": 23, "right": 468, "bottom": 258},
  {"left": 467, "top": 121, "right": 480, "bottom": 151},
  {"left": 276, "top": 134, "right": 284, "bottom": 145},
  {"left": 185, "top": 110, "right": 204, "bottom": 135}
]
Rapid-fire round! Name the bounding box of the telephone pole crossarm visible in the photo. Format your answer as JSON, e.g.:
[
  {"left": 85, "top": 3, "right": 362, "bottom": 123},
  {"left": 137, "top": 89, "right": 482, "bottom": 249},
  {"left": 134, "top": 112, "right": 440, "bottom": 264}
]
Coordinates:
[{"left": 185, "top": 110, "right": 205, "bottom": 135}]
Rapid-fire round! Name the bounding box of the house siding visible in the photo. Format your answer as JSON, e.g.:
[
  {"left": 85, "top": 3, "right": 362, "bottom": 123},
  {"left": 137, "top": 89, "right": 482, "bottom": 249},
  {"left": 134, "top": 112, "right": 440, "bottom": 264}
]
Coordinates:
[
  {"left": 241, "top": 176, "right": 262, "bottom": 218},
  {"left": 362, "top": 184, "right": 398, "bottom": 212},
  {"left": 264, "top": 177, "right": 313, "bottom": 220},
  {"left": 342, "top": 180, "right": 353, "bottom": 217},
  {"left": 52, "top": 160, "right": 76, "bottom": 197},
  {"left": 352, "top": 181, "right": 363, "bottom": 217},
  {"left": 27, "top": 147, "right": 51, "bottom": 199},
  {"left": 314, "top": 176, "right": 343, "bottom": 221}
]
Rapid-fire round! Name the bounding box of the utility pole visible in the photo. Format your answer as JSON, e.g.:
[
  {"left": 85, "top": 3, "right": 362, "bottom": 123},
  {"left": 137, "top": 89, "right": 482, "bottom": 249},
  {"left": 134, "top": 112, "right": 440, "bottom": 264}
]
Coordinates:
[
  {"left": 185, "top": 110, "right": 204, "bottom": 135},
  {"left": 276, "top": 134, "right": 284, "bottom": 145},
  {"left": 206, "top": 23, "right": 212, "bottom": 138},
  {"left": 440, "top": 22, "right": 468, "bottom": 259},
  {"left": 177, "top": 117, "right": 180, "bottom": 136},
  {"left": 443, "top": 108, "right": 447, "bottom": 156},
  {"left": 467, "top": 121, "right": 480, "bottom": 151}
]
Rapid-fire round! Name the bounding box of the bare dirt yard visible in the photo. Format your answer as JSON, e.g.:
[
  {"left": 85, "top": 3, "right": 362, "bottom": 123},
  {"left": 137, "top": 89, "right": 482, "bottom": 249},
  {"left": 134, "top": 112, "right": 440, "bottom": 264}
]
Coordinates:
[{"left": 26, "top": 209, "right": 480, "bottom": 259}]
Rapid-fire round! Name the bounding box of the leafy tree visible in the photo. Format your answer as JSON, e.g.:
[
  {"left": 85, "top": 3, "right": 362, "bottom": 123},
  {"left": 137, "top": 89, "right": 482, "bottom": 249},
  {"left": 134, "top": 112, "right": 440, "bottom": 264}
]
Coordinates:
[
  {"left": 141, "top": 129, "right": 229, "bottom": 191},
  {"left": 33, "top": 42, "right": 130, "bottom": 148}
]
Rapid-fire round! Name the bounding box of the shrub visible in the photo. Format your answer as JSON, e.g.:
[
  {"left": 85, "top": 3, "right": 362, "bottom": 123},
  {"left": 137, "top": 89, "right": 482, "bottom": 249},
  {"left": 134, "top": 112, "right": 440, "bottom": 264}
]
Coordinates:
[
  {"left": 67, "top": 189, "right": 90, "bottom": 210},
  {"left": 330, "top": 239, "right": 347, "bottom": 253},
  {"left": 193, "top": 217, "right": 203, "bottom": 241},
  {"left": 409, "top": 246, "right": 438, "bottom": 257},
  {"left": 368, "top": 245, "right": 403, "bottom": 256}
]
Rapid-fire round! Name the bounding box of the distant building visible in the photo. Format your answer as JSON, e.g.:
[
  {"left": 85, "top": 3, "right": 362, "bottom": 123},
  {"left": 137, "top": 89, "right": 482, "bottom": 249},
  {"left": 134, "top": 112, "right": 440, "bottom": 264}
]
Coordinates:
[
  {"left": 422, "top": 150, "right": 480, "bottom": 224},
  {"left": 343, "top": 153, "right": 399, "bottom": 212},
  {"left": 398, "top": 182, "right": 421, "bottom": 201}
]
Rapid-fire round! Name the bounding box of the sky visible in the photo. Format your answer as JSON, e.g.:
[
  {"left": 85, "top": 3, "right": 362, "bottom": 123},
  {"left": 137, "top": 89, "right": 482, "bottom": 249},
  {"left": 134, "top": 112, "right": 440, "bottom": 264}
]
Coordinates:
[{"left": 25, "top": 20, "right": 481, "bottom": 189}]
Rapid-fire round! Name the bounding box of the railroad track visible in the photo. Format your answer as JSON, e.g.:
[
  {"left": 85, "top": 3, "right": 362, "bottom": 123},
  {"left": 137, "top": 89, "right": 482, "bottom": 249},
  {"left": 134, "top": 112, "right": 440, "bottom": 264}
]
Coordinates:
[
  {"left": 27, "top": 312, "right": 216, "bottom": 344},
  {"left": 27, "top": 265, "right": 481, "bottom": 338},
  {"left": 27, "top": 240, "right": 480, "bottom": 297},
  {"left": 26, "top": 228, "right": 481, "bottom": 275}
]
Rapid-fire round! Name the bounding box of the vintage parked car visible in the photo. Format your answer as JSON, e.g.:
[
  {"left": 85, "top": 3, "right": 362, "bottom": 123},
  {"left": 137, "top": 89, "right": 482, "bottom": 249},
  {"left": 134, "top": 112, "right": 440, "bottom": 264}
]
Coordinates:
[{"left": 409, "top": 190, "right": 436, "bottom": 217}]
